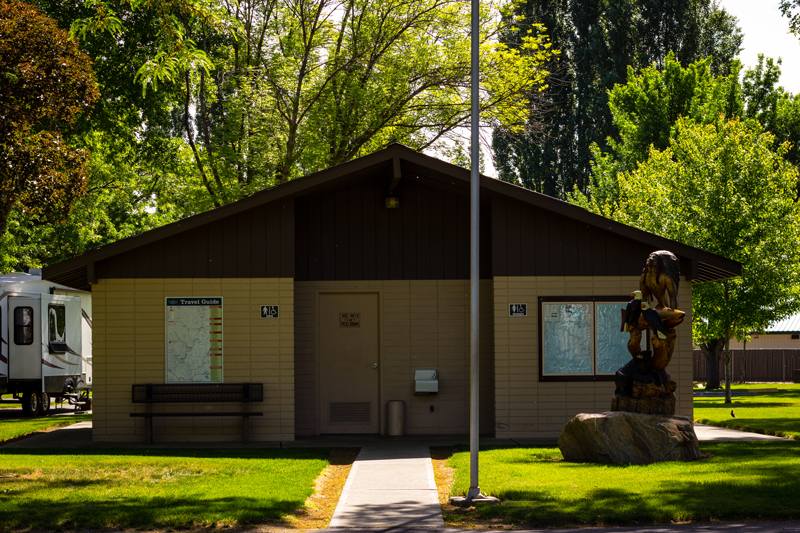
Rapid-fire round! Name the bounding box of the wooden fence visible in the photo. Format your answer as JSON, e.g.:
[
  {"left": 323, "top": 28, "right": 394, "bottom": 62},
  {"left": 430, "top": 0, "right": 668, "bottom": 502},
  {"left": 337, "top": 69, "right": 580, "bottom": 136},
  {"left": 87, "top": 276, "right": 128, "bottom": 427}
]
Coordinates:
[{"left": 693, "top": 349, "right": 800, "bottom": 383}]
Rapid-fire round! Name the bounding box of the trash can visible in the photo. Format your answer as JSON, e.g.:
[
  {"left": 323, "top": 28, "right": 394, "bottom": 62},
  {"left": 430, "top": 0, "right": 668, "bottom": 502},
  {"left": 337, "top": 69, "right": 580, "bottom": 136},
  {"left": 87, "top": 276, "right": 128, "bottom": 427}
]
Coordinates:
[
  {"left": 387, "top": 400, "right": 405, "bottom": 436},
  {"left": 793, "top": 369, "right": 800, "bottom": 384}
]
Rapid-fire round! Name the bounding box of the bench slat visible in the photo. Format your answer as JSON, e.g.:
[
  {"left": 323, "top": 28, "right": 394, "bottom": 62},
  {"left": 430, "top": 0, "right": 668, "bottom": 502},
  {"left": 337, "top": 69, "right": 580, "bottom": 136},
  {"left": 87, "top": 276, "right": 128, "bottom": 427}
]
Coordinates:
[
  {"left": 131, "top": 383, "right": 263, "bottom": 403},
  {"left": 130, "top": 412, "right": 263, "bottom": 417}
]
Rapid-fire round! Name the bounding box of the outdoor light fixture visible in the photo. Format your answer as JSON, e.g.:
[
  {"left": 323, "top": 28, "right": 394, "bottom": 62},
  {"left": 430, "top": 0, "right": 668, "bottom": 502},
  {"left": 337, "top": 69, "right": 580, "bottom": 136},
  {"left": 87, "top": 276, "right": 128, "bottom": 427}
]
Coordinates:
[{"left": 385, "top": 195, "right": 400, "bottom": 209}]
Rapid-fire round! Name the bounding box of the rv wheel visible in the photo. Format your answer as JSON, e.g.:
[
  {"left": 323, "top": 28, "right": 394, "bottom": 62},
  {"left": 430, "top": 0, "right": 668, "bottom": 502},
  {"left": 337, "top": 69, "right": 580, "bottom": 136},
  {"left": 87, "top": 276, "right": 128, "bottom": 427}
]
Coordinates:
[
  {"left": 21, "top": 391, "right": 40, "bottom": 417},
  {"left": 63, "top": 378, "right": 75, "bottom": 394},
  {"left": 39, "top": 392, "right": 51, "bottom": 415}
]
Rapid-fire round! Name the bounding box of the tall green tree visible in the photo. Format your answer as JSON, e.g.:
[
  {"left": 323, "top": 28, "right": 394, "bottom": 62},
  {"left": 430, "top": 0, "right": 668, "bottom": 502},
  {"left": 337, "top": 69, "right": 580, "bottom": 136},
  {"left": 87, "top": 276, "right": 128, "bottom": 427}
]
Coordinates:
[
  {"left": 781, "top": 0, "right": 800, "bottom": 36},
  {"left": 0, "top": 0, "right": 204, "bottom": 272},
  {"left": 574, "top": 54, "right": 741, "bottom": 209},
  {"left": 576, "top": 55, "right": 800, "bottom": 211},
  {"left": 492, "top": 0, "right": 742, "bottom": 199},
  {"left": 0, "top": 0, "right": 99, "bottom": 262},
  {"left": 74, "top": 0, "right": 556, "bottom": 202},
  {"left": 742, "top": 55, "right": 800, "bottom": 168},
  {"left": 583, "top": 116, "right": 800, "bottom": 402}
]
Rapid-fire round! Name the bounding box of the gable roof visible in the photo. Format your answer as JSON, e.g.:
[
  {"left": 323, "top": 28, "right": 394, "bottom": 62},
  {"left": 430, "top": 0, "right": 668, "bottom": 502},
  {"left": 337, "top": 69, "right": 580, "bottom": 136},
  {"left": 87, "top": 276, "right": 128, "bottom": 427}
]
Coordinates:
[
  {"left": 762, "top": 313, "right": 800, "bottom": 335},
  {"left": 43, "top": 143, "right": 740, "bottom": 290}
]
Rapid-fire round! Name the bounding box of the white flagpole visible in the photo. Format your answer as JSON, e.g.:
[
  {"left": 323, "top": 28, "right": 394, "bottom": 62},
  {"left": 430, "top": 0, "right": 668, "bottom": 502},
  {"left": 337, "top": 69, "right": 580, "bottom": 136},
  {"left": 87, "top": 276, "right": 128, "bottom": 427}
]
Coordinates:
[{"left": 467, "top": 0, "right": 481, "bottom": 501}]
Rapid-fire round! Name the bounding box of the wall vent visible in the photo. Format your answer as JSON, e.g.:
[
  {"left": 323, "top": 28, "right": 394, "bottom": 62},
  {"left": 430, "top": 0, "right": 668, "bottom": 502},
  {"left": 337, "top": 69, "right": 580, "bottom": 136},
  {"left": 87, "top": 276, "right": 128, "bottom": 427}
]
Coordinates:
[{"left": 329, "top": 402, "right": 370, "bottom": 424}]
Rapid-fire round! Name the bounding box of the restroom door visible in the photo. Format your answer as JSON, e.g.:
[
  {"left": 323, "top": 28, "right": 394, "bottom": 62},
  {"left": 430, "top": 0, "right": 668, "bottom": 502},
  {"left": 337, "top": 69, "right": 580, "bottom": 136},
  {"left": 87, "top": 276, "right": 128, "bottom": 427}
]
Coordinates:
[{"left": 318, "top": 293, "right": 379, "bottom": 433}]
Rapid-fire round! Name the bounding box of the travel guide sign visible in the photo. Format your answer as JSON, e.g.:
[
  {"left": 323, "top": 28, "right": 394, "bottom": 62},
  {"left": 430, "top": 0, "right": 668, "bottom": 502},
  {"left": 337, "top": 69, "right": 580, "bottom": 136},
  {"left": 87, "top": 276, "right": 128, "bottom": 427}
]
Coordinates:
[{"left": 165, "top": 297, "right": 223, "bottom": 382}]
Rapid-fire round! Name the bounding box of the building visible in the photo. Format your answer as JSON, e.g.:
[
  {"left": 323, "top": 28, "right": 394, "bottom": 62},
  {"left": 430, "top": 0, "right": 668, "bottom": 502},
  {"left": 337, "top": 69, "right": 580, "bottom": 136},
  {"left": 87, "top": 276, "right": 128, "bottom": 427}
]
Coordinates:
[
  {"left": 43, "top": 144, "right": 740, "bottom": 443},
  {"left": 727, "top": 313, "right": 800, "bottom": 350}
]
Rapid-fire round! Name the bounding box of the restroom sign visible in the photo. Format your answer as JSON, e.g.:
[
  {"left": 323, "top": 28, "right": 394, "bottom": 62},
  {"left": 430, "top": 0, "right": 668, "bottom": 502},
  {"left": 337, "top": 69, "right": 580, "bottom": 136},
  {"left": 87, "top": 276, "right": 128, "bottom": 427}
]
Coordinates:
[
  {"left": 340, "top": 313, "right": 361, "bottom": 327},
  {"left": 261, "top": 305, "right": 279, "bottom": 318},
  {"left": 509, "top": 304, "right": 527, "bottom": 317}
]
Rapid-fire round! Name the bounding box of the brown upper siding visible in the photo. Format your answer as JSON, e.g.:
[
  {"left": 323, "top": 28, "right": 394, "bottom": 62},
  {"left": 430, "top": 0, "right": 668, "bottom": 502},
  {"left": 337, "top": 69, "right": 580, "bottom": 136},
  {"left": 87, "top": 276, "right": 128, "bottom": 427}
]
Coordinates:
[
  {"left": 490, "top": 196, "right": 686, "bottom": 277},
  {"left": 96, "top": 199, "right": 295, "bottom": 281},
  {"left": 295, "top": 175, "right": 492, "bottom": 281}
]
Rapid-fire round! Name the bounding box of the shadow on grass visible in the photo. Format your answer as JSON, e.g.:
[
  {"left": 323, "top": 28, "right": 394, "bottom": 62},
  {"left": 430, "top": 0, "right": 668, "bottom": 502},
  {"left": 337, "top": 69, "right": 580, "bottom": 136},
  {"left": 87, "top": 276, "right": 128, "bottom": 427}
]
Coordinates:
[
  {"left": 462, "top": 441, "right": 800, "bottom": 528},
  {"left": 694, "top": 400, "right": 795, "bottom": 408},
  {"left": 0, "top": 447, "right": 327, "bottom": 460},
  {"left": 0, "top": 494, "right": 306, "bottom": 528}
]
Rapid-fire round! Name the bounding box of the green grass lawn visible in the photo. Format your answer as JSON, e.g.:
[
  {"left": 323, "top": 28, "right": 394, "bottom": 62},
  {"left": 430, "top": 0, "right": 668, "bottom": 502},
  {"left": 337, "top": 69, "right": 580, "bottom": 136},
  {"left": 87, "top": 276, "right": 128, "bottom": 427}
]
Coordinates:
[
  {"left": 694, "top": 383, "right": 800, "bottom": 439},
  {"left": 0, "top": 448, "right": 329, "bottom": 529},
  {"left": 1, "top": 393, "right": 91, "bottom": 409},
  {"left": 0, "top": 414, "right": 93, "bottom": 442},
  {"left": 0, "top": 394, "right": 18, "bottom": 409},
  {"left": 447, "top": 440, "right": 800, "bottom": 528}
]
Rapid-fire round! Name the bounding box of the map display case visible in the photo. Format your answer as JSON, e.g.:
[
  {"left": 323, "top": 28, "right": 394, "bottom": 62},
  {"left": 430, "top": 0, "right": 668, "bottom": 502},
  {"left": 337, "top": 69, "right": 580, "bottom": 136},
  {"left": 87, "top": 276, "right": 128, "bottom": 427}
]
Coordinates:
[{"left": 165, "top": 297, "right": 223, "bottom": 382}]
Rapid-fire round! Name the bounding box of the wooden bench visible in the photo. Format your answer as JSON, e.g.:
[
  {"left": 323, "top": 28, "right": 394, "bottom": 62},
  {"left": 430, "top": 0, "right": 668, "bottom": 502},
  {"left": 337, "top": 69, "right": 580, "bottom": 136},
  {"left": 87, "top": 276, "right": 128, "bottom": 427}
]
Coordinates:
[{"left": 130, "top": 383, "right": 263, "bottom": 444}]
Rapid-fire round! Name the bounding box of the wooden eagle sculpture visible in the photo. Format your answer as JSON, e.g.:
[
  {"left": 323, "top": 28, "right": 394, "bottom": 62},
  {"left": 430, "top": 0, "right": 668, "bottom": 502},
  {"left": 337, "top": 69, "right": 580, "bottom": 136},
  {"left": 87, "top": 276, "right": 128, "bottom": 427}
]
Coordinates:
[
  {"left": 639, "top": 250, "right": 680, "bottom": 310},
  {"left": 623, "top": 290, "right": 642, "bottom": 332}
]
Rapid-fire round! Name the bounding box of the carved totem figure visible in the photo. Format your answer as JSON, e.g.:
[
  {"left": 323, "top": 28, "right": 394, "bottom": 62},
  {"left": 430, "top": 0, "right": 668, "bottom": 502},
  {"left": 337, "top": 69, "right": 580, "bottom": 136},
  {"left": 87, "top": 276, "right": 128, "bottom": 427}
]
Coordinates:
[
  {"left": 640, "top": 250, "right": 680, "bottom": 309},
  {"left": 612, "top": 251, "right": 685, "bottom": 415}
]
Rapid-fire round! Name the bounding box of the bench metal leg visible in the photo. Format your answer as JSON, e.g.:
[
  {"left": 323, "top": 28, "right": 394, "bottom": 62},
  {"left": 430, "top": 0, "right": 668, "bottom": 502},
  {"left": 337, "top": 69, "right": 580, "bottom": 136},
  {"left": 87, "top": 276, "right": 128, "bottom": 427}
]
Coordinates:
[
  {"left": 145, "top": 415, "right": 153, "bottom": 444},
  {"left": 242, "top": 402, "right": 251, "bottom": 444},
  {"left": 242, "top": 415, "right": 250, "bottom": 444}
]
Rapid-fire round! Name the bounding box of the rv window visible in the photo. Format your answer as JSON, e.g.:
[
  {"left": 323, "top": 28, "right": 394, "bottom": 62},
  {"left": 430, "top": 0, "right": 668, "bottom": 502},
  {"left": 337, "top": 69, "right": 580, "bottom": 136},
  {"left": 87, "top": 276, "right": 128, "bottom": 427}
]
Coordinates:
[
  {"left": 14, "top": 307, "right": 34, "bottom": 345},
  {"left": 48, "top": 304, "right": 66, "bottom": 343}
]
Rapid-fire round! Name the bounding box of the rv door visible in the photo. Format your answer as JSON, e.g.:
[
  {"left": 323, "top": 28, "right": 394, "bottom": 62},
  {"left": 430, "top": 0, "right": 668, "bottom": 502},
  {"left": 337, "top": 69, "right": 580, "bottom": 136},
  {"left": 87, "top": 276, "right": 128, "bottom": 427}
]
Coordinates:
[
  {"left": 8, "top": 297, "right": 42, "bottom": 380},
  {"left": 41, "top": 294, "right": 82, "bottom": 378}
]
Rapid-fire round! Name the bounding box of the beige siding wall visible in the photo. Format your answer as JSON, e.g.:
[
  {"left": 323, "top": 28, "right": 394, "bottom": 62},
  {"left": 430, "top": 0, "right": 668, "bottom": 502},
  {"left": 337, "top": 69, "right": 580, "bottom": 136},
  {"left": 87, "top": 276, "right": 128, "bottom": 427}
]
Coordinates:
[
  {"left": 727, "top": 334, "right": 800, "bottom": 350},
  {"left": 92, "top": 278, "right": 294, "bottom": 443},
  {"left": 295, "top": 280, "right": 494, "bottom": 436},
  {"left": 493, "top": 276, "right": 694, "bottom": 438}
]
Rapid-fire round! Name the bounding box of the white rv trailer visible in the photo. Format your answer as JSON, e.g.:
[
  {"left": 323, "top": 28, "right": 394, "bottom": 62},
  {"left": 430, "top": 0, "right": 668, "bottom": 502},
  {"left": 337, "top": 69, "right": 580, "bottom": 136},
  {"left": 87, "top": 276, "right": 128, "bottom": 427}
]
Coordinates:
[{"left": 0, "top": 269, "right": 92, "bottom": 415}]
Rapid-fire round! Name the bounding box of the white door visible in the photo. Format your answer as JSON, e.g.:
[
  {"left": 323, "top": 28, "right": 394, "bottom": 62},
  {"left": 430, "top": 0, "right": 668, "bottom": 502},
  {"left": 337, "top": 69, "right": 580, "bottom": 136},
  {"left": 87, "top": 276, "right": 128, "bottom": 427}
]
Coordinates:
[
  {"left": 9, "top": 297, "right": 42, "bottom": 380},
  {"left": 318, "top": 293, "right": 380, "bottom": 433}
]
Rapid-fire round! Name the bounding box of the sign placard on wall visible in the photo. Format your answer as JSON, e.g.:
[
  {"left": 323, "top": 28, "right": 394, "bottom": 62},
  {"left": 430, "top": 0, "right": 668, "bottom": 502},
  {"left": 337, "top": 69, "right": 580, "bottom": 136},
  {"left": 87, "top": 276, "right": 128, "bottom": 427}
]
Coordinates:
[
  {"left": 509, "top": 303, "right": 527, "bottom": 317},
  {"left": 166, "top": 297, "right": 223, "bottom": 383},
  {"left": 261, "top": 305, "right": 279, "bottom": 318},
  {"left": 339, "top": 313, "right": 361, "bottom": 327}
]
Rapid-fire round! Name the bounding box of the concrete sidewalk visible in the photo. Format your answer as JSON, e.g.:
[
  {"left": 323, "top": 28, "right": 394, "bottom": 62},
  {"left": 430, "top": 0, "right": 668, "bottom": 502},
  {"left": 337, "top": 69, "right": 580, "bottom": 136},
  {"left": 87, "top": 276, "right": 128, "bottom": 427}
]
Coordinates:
[
  {"left": 317, "top": 522, "right": 800, "bottom": 533},
  {"left": 693, "top": 424, "right": 787, "bottom": 441},
  {"left": 328, "top": 446, "right": 445, "bottom": 529}
]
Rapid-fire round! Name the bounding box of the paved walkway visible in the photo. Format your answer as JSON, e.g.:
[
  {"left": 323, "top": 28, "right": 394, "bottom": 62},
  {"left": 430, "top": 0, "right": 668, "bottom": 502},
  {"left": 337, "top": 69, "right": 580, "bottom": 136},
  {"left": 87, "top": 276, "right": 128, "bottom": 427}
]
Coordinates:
[
  {"left": 693, "top": 424, "right": 787, "bottom": 441},
  {"left": 328, "top": 445, "right": 444, "bottom": 528},
  {"left": 317, "top": 523, "right": 800, "bottom": 533}
]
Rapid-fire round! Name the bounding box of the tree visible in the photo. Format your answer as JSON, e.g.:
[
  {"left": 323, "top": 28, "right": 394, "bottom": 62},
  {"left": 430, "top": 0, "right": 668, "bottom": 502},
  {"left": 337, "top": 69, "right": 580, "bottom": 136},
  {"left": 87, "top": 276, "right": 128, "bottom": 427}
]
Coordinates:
[
  {"left": 573, "top": 54, "right": 742, "bottom": 209},
  {"left": 0, "top": 0, "right": 99, "bottom": 243},
  {"left": 574, "top": 54, "right": 800, "bottom": 210},
  {"left": 583, "top": 116, "right": 800, "bottom": 402},
  {"left": 492, "top": 0, "right": 743, "bottom": 199},
  {"left": 71, "top": 0, "right": 555, "bottom": 207},
  {"left": 742, "top": 55, "right": 800, "bottom": 168},
  {"left": 781, "top": 0, "right": 800, "bottom": 36}
]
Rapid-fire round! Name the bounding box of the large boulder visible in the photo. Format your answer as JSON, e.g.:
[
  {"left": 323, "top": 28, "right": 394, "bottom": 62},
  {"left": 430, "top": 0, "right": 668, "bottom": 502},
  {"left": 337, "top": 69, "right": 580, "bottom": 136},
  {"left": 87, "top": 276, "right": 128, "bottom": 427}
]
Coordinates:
[{"left": 558, "top": 411, "right": 702, "bottom": 464}]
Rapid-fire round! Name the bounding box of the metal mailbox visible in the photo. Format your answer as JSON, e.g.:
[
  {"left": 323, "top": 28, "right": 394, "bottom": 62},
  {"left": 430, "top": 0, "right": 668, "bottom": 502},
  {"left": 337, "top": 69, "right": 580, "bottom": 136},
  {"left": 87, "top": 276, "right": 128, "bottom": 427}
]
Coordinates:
[{"left": 414, "top": 369, "right": 438, "bottom": 395}]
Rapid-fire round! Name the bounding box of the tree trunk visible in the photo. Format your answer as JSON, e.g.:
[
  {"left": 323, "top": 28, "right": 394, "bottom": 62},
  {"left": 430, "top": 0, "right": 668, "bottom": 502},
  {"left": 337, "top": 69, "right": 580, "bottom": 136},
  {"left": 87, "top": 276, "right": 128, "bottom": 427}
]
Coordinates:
[
  {"left": 724, "top": 337, "right": 733, "bottom": 404},
  {"left": 0, "top": 193, "right": 16, "bottom": 239},
  {"left": 700, "top": 338, "right": 724, "bottom": 389},
  {"left": 724, "top": 312, "right": 732, "bottom": 404}
]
